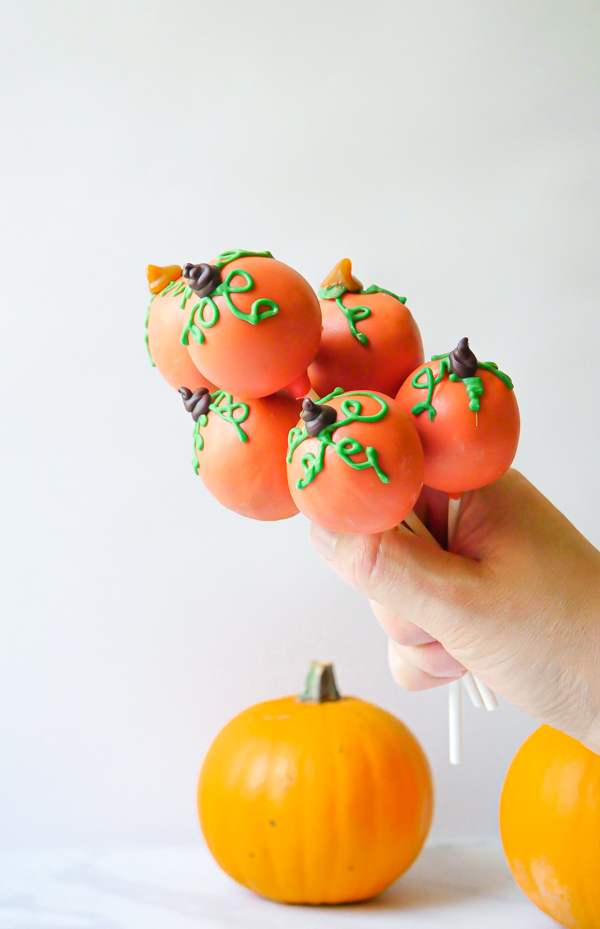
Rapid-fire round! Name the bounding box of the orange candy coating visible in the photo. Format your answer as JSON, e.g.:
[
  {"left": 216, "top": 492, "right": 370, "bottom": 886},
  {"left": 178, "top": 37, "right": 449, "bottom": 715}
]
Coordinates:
[
  {"left": 195, "top": 391, "right": 301, "bottom": 521},
  {"left": 185, "top": 257, "right": 322, "bottom": 399},
  {"left": 287, "top": 392, "right": 424, "bottom": 534},
  {"left": 396, "top": 361, "right": 520, "bottom": 493},
  {"left": 309, "top": 291, "right": 424, "bottom": 398},
  {"left": 147, "top": 277, "right": 216, "bottom": 393}
]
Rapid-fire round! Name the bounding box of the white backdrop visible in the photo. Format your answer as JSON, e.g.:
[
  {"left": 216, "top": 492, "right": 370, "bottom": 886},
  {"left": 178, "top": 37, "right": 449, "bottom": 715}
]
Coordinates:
[{"left": 1, "top": 0, "right": 599, "bottom": 848}]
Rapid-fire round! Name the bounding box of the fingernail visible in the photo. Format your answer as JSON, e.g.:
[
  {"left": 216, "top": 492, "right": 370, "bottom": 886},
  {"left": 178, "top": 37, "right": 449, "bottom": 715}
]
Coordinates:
[
  {"left": 440, "top": 667, "right": 466, "bottom": 679},
  {"left": 309, "top": 523, "right": 338, "bottom": 561}
]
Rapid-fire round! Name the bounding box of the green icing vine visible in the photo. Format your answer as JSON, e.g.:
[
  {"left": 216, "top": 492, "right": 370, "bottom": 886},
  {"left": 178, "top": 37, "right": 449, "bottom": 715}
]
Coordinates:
[
  {"left": 410, "top": 354, "right": 514, "bottom": 421},
  {"left": 362, "top": 285, "right": 407, "bottom": 303},
  {"left": 317, "top": 284, "right": 347, "bottom": 300},
  {"left": 144, "top": 278, "right": 188, "bottom": 367},
  {"left": 144, "top": 294, "right": 156, "bottom": 366},
  {"left": 180, "top": 268, "right": 279, "bottom": 347},
  {"left": 335, "top": 297, "right": 371, "bottom": 346},
  {"left": 191, "top": 390, "right": 250, "bottom": 474},
  {"left": 286, "top": 389, "right": 390, "bottom": 490},
  {"left": 213, "top": 249, "right": 274, "bottom": 269},
  {"left": 317, "top": 284, "right": 407, "bottom": 345}
]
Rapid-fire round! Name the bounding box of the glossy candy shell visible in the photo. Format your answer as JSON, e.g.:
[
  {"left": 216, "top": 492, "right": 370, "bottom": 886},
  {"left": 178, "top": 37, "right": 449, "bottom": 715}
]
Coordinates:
[
  {"left": 500, "top": 725, "right": 600, "bottom": 929},
  {"left": 287, "top": 392, "right": 424, "bottom": 534},
  {"left": 198, "top": 693, "right": 433, "bottom": 904},
  {"left": 196, "top": 391, "right": 301, "bottom": 521},
  {"left": 396, "top": 362, "right": 520, "bottom": 493},
  {"left": 309, "top": 292, "right": 424, "bottom": 397},
  {"left": 185, "top": 257, "right": 321, "bottom": 399},
  {"left": 147, "top": 278, "right": 216, "bottom": 392}
]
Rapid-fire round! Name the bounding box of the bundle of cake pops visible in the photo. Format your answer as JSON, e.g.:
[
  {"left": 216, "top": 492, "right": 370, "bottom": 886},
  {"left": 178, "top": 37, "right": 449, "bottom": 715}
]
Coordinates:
[{"left": 145, "top": 250, "right": 520, "bottom": 763}]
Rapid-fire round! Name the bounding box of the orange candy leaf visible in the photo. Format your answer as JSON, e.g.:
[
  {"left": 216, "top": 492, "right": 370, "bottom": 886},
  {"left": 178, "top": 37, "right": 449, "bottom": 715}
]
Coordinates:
[
  {"left": 320, "top": 258, "right": 363, "bottom": 293},
  {"left": 147, "top": 264, "right": 183, "bottom": 295}
]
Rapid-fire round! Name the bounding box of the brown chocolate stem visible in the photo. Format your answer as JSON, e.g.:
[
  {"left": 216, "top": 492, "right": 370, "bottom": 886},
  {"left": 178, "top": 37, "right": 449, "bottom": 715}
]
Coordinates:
[
  {"left": 449, "top": 337, "right": 478, "bottom": 379},
  {"left": 182, "top": 263, "right": 222, "bottom": 298},
  {"left": 179, "top": 386, "right": 211, "bottom": 421},
  {"left": 301, "top": 398, "right": 338, "bottom": 437}
]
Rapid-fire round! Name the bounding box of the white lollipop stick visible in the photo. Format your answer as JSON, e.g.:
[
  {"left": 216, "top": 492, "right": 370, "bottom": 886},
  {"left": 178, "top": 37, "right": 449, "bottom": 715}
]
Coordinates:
[
  {"left": 473, "top": 676, "right": 499, "bottom": 711},
  {"left": 448, "top": 679, "right": 463, "bottom": 765},
  {"left": 402, "top": 509, "right": 485, "bottom": 714},
  {"left": 447, "top": 495, "right": 461, "bottom": 547},
  {"left": 447, "top": 495, "right": 499, "bottom": 713},
  {"left": 463, "top": 673, "right": 485, "bottom": 709}
]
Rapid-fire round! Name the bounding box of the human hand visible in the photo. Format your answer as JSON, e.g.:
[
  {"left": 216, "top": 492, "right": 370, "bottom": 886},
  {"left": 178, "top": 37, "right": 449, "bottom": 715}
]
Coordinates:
[{"left": 309, "top": 470, "right": 600, "bottom": 754}]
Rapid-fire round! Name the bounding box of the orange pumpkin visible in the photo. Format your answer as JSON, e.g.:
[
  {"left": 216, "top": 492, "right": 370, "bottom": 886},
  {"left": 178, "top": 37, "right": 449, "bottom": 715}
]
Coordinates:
[
  {"left": 286, "top": 390, "right": 424, "bottom": 534},
  {"left": 182, "top": 251, "right": 322, "bottom": 399},
  {"left": 308, "top": 259, "right": 424, "bottom": 398},
  {"left": 396, "top": 342, "right": 520, "bottom": 493},
  {"left": 500, "top": 725, "right": 600, "bottom": 928},
  {"left": 145, "top": 267, "right": 216, "bottom": 393},
  {"left": 188, "top": 389, "right": 301, "bottom": 521},
  {"left": 198, "top": 661, "right": 433, "bottom": 904}
]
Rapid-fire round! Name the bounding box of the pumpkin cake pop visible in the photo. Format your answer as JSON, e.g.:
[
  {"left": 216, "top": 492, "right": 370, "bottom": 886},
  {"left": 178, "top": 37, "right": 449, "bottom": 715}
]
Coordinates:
[
  {"left": 396, "top": 338, "right": 520, "bottom": 494},
  {"left": 286, "top": 389, "right": 424, "bottom": 534},
  {"left": 179, "top": 250, "right": 322, "bottom": 399},
  {"left": 308, "top": 259, "right": 424, "bottom": 398},
  {"left": 181, "top": 386, "right": 301, "bottom": 521},
  {"left": 145, "top": 265, "right": 217, "bottom": 393}
]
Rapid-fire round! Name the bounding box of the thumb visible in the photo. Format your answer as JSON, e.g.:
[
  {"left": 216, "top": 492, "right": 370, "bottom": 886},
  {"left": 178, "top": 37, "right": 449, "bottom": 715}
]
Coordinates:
[{"left": 309, "top": 522, "right": 483, "bottom": 647}]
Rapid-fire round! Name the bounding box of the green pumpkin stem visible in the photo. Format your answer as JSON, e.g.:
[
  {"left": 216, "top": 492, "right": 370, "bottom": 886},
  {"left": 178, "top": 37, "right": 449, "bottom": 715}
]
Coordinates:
[{"left": 298, "top": 661, "right": 341, "bottom": 703}]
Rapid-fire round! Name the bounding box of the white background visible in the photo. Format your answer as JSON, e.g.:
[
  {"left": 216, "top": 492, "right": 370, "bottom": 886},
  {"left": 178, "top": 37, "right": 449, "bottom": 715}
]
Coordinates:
[{"left": 1, "top": 0, "right": 599, "bottom": 849}]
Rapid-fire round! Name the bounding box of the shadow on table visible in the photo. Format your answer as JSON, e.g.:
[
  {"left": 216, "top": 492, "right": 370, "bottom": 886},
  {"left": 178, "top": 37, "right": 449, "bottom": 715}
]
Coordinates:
[
  {"left": 49, "top": 843, "right": 518, "bottom": 926},
  {"left": 366, "top": 843, "right": 516, "bottom": 911}
]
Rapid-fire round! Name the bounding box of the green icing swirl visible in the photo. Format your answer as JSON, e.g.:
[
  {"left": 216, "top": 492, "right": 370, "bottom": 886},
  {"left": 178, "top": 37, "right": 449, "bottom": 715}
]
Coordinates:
[
  {"left": 335, "top": 297, "right": 371, "bottom": 346},
  {"left": 286, "top": 389, "right": 390, "bottom": 489},
  {"left": 145, "top": 256, "right": 274, "bottom": 361},
  {"left": 316, "top": 284, "right": 407, "bottom": 345},
  {"left": 191, "top": 390, "right": 250, "bottom": 474},
  {"left": 180, "top": 268, "right": 279, "bottom": 347},
  {"left": 410, "top": 354, "right": 514, "bottom": 421},
  {"left": 213, "top": 249, "right": 274, "bottom": 269}
]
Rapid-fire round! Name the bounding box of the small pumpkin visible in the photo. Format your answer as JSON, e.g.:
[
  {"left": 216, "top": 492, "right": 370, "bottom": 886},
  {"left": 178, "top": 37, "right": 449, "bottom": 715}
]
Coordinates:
[
  {"left": 396, "top": 346, "right": 519, "bottom": 493},
  {"left": 308, "top": 258, "right": 424, "bottom": 399},
  {"left": 184, "top": 388, "right": 301, "bottom": 521},
  {"left": 198, "top": 661, "right": 433, "bottom": 904},
  {"left": 500, "top": 725, "right": 600, "bottom": 929},
  {"left": 286, "top": 390, "right": 424, "bottom": 534},
  {"left": 182, "top": 251, "right": 322, "bottom": 399}
]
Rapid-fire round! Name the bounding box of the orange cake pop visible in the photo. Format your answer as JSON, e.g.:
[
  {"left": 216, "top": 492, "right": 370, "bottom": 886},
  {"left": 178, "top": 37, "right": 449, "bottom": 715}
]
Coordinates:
[
  {"left": 396, "top": 338, "right": 520, "bottom": 494},
  {"left": 180, "top": 250, "right": 322, "bottom": 399},
  {"left": 145, "top": 265, "right": 216, "bottom": 393},
  {"left": 286, "top": 389, "right": 424, "bottom": 534},
  {"left": 308, "top": 259, "right": 424, "bottom": 398},
  {"left": 180, "top": 386, "right": 301, "bottom": 521}
]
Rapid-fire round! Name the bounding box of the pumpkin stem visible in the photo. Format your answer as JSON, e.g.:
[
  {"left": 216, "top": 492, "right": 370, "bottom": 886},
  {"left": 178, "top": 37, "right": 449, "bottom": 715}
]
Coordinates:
[
  {"left": 298, "top": 661, "right": 341, "bottom": 703},
  {"left": 320, "top": 258, "right": 363, "bottom": 294}
]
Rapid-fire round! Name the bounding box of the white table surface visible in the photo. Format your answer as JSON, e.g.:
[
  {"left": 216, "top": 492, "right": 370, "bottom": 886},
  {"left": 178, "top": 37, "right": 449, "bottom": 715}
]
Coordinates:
[{"left": 0, "top": 843, "right": 556, "bottom": 928}]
